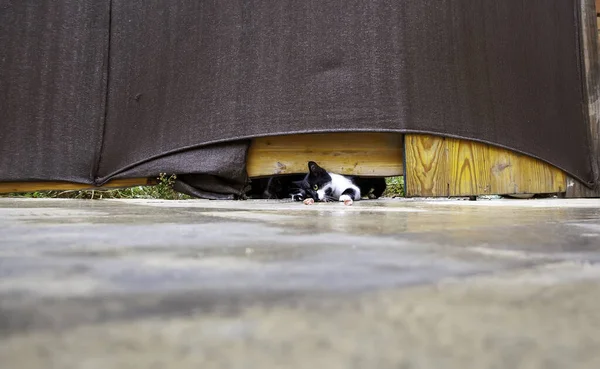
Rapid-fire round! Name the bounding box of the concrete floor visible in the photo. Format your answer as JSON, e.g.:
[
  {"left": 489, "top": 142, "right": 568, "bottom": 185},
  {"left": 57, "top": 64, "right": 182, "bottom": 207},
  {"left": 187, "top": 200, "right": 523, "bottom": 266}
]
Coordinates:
[{"left": 1, "top": 198, "right": 600, "bottom": 368}]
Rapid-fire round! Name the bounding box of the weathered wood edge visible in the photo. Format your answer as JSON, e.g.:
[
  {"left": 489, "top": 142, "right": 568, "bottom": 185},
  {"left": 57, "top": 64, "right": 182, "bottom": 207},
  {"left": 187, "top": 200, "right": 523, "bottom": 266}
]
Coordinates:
[
  {"left": 0, "top": 178, "right": 156, "bottom": 195},
  {"left": 567, "top": 0, "right": 600, "bottom": 197}
]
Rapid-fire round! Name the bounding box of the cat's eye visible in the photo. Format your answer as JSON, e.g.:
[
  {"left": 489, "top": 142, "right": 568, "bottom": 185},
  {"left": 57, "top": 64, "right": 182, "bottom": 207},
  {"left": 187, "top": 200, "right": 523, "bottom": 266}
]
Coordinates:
[{"left": 313, "top": 184, "right": 318, "bottom": 190}]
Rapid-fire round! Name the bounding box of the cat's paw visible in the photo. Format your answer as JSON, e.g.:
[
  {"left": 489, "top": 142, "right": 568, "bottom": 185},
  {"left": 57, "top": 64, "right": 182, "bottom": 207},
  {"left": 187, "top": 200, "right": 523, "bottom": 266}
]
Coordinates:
[
  {"left": 339, "top": 194, "right": 352, "bottom": 202},
  {"left": 303, "top": 198, "right": 315, "bottom": 205},
  {"left": 339, "top": 194, "right": 353, "bottom": 206}
]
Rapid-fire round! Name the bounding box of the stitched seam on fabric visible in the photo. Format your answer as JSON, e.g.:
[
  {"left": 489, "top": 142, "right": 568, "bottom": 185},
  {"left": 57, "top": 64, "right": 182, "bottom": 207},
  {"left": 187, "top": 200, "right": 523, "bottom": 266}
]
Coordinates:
[{"left": 92, "top": 0, "right": 112, "bottom": 186}]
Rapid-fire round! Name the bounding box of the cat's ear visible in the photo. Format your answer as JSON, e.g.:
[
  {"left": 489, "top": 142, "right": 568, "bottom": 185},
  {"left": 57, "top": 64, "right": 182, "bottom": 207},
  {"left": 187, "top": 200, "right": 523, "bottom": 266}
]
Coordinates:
[{"left": 308, "top": 161, "right": 325, "bottom": 174}]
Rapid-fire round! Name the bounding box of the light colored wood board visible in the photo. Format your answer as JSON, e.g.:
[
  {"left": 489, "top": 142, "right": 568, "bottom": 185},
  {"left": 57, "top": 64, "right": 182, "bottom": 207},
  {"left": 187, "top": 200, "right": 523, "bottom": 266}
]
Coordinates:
[
  {"left": 446, "top": 138, "right": 566, "bottom": 196},
  {"left": 405, "top": 134, "right": 567, "bottom": 197},
  {"left": 404, "top": 134, "right": 449, "bottom": 197},
  {"left": 446, "top": 137, "right": 491, "bottom": 195},
  {"left": 568, "top": 0, "right": 600, "bottom": 197},
  {"left": 510, "top": 153, "right": 567, "bottom": 195},
  {"left": 0, "top": 178, "right": 155, "bottom": 194},
  {"left": 247, "top": 133, "right": 404, "bottom": 177}
]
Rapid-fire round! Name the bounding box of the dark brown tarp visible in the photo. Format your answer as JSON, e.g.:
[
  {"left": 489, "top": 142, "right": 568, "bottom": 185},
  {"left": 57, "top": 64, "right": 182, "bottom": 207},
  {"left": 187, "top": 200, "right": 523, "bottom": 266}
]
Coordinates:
[
  {"left": 1, "top": 0, "right": 597, "bottom": 197},
  {"left": 0, "top": 0, "right": 110, "bottom": 183}
]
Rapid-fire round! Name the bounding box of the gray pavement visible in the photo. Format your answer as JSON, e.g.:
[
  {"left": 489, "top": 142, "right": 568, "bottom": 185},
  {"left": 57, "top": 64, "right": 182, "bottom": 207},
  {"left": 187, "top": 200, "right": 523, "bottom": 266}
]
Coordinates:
[{"left": 1, "top": 198, "right": 600, "bottom": 368}]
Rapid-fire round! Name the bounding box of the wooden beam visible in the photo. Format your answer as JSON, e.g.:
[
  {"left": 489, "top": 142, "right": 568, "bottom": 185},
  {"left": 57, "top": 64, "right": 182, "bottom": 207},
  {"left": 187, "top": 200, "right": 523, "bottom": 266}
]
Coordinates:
[
  {"left": 404, "top": 135, "right": 567, "bottom": 197},
  {"left": 403, "top": 134, "right": 448, "bottom": 196},
  {"left": 567, "top": 0, "right": 600, "bottom": 197},
  {"left": 0, "top": 178, "right": 156, "bottom": 195},
  {"left": 247, "top": 132, "right": 404, "bottom": 177}
]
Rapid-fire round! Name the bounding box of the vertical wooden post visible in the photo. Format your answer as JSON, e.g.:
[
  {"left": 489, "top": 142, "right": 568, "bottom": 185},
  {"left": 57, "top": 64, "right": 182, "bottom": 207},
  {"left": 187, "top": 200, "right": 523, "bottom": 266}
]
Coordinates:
[{"left": 567, "top": 0, "right": 600, "bottom": 197}]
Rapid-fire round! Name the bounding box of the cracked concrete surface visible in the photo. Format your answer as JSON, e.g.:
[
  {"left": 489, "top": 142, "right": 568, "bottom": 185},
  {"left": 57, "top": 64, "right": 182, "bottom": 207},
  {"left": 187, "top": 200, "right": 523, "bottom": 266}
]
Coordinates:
[{"left": 1, "top": 198, "right": 600, "bottom": 368}]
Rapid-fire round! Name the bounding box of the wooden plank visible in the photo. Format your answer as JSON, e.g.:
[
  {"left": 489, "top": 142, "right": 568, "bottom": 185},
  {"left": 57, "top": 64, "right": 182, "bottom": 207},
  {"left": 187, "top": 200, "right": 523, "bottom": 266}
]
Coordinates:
[
  {"left": 0, "top": 178, "right": 156, "bottom": 195},
  {"left": 567, "top": 0, "right": 600, "bottom": 197},
  {"left": 405, "top": 134, "right": 567, "bottom": 197},
  {"left": 247, "top": 133, "right": 404, "bottom": 177},
  {"left": 403, "top": 134, "right": 448, "bottom": 196},
  {"left": 447, "top": 138, "right": 490, "bottom": 196},
  {"left": 448, "top": 138, "right": 567, "bottom": 196}
]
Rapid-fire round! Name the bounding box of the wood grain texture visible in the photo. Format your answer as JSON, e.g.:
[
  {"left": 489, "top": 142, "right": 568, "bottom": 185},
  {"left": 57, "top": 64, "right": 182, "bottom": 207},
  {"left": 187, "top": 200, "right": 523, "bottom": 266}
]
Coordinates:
[
  {"left": 403, "top": 134, "right": 448, "bottom": 196},
  {"left": 0, "top": 178, "right": 156, "bottom": 195},
  {"left": 247, "top": 133, "right": 404, "bottom": 177},
  {"left": 405, "top": 135, "right": 567, "bottom": 197},
  {"left": 567, "top": 0, "right": 600, "bottom": 197}
]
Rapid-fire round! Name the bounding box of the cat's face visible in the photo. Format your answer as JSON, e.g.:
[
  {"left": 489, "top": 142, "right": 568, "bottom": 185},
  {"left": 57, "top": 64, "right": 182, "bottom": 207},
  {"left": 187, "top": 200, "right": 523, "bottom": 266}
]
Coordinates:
[{"left": 296, "top": 161, "right": 332, "bottom": 201}]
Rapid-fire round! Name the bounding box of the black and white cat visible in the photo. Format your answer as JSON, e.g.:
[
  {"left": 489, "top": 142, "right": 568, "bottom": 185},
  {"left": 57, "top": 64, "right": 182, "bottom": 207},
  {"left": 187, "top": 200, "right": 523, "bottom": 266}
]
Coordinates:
[
  {"left": 247, "top": 162, "right": 386, "bottom": 202},
  {"left": 290, "top": 161, "right": 386, "bottom": 203}
]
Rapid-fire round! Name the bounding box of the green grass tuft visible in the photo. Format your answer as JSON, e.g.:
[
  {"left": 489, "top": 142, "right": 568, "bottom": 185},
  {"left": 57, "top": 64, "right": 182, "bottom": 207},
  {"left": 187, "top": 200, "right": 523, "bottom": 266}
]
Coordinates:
[{"left": 383, "top": 176, "right": 404, "bottom": 197}]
